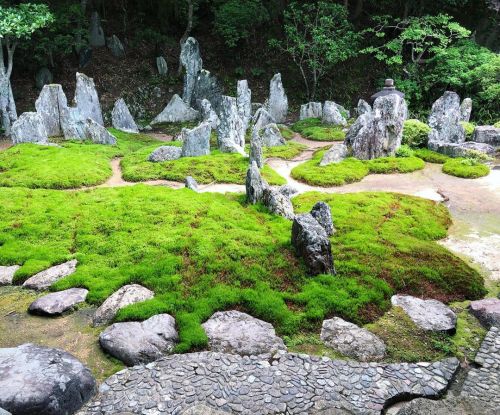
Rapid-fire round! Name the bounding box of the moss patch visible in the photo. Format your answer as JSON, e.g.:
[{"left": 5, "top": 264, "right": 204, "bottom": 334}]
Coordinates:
[
  {"left": 262, "top": 142, "right": 307, "bottom": 160},
  {"left": 414, "top": 148, "right": 450, "bottom": 164},
  {"left": 442, "top": 158, "right": 490, "bottom": 179},
  {"left": 278, "top": 125, "right": 295, "bottom": 140},
  {"left": 292, "top": 118, "right": 345, "bottom": 141},
  {"left": 402, "top": 119, "right": 431, "bottom": 148}
]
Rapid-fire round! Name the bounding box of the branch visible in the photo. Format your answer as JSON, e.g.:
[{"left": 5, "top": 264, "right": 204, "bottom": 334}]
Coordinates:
[{"left": 6, "top": 39, "right": 17, "bottom": 79}]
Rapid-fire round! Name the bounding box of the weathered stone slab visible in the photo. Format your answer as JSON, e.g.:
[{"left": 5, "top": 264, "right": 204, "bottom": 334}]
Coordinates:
[
  {"left": 85, "top": 119, "right": 117, "bottom": 145},
  {"left": 0, "top": 344, "right": 95, "bottom": 415},
  {"left": 111, "top": 98, "right": 138, "bottom": 133},
  {"left": 93, "top": 284, "right": 154, "bottom": 326},
  {"left": 11, "top": 112, "right": 48, "bottom": 144},
  {"left": 300, "top": 102, "right": 322, "bottom": 120},
  {"left": 216, "top": 95, "right": 245, "bottom": 153},
  {"left": 322, "top": 101, "right": 347, "bottom": 126},
  {"left": 181, "top": 121, "right": 211, "bottom": 157},
  {"left": 23, "top": 260, "right": 78, "bottom": 291},
  {"left": 320, "top": 143, "right": 348, "bottom": 166},
  {"left": 310, "top": 201, "right": 335, "bottom": 236},
  {"left": 180, "top": 37, "right": 203, "bottom": 106},
  {"left": 107, "top": 35, "right": 125, "bottom": 58},
  {"left": 35, "top": 84, "right": 68, "bottom": 137},
  {"left": 428, "top": 91, "right": 465, "bottom": 144},
  {"left": 28, "top": 288, "right": 88, "bottom": 316},
  {"left": 151, "top": 94, "right": 200, "bottom": 125},
  {"left": 148, "top": 145, "right": 182, "bottom": 162},
  {"left": 0, "top": 266, "right": 20, "bottom": 286},
  {"left": 472, "top": 126, "right": 500, "bottom": 146},
  {"left": 246, "top": 161, "right": 267, "bottom": 204},
  {"left": 428, "top": 140, "right": 495, "bottom": 157},
  {"left": 260, "top": 123, "right": 285, "bottom": 147},
  {"left": 74, "top": 72, "right": 104, "bottom": 126},
  {"left": 267, "top": 73, "right": 288, "bottom": 123},
  {"left": 263, "top": 187, "right": 295, "bottom": 220},
  {"left": 469, "top": 298, "right": 500, "bottom": 328}
]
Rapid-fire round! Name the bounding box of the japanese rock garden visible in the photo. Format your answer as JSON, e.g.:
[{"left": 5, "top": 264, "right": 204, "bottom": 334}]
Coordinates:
[{"left": 0, "top": 1, "right": 499, "bottom": 414}]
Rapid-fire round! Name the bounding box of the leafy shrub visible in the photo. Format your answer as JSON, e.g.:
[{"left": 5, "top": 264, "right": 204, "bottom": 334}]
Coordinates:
[
  {"left": 396, "top": 145, "right": 415, "bottom": 158},
  {"left": 402, "top": 119, "right": 431, "bottom": 148},
  {"left": 442, "top": 158, "right": 490, "bottom": 178},
  {"left": 460, "top": 122, "right": 475, "bottom": 140}
]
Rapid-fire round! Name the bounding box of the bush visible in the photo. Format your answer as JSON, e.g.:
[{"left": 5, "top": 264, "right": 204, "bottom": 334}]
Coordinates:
[
  {"left": 442, "top": 158, "right": 490, "bottom": 178},
  {"left": 460, "top": 122, "right": 475, "bottom": 140},
  {"left": 402, "top": 119, "right": 431, "bottom": 148},
  {"left": 396, "top": 145, "right": 415, "bottom": 158}
]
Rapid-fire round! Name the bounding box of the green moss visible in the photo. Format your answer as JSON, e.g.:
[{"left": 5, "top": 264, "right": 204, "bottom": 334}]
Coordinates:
[
  {"left": 494, "top": 121, "right": 500, "bottom": 128},
  {"left": 460, "top": 121, "right": 476, "bottom": 140},
  {"left": 366, "top": 156, "right": 425, "bottom": 173},
  {"left": 291, "top": 118, "right": 345, "bottom": 141},
  {"left": 151, "top": 121, "right": 198, "bottom": 136},
  {"left": 284, "top": 333, "right": 349, "bottom": 360},
  {"left": 262, "top": 142, "right": 307, "bottom": 159},
  {"left": 402, "top": 119, "right": 431, "bottom": 148},
  {"left": 442, "top": 158, "right": 490, "bottom": 178},
  {"left": 414, "top": 148, "right": 450, "bottom": 164},
  {"left": 278, "top": 124, "right": 295, "bottom": 140}
]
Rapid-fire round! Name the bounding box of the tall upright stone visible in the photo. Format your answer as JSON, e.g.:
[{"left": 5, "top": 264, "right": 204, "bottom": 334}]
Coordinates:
[
  {"left": 459, "top": 98, "right": 472, "bottom": 123},
  {"left": 216, "top": 95, "right": 245, "bottom": 154},
  {"left": 180, "top": 37, "right": 203, "bottom": 106},
  {"left": 428, "top": 91, "right": 465, "bottom": 144},
  {"left": 200, "top": 99, "right": 219, "bottom": 129},
  {"left": 252, "top": 107, "right": 276, "bottom": 133},
  {"left": 192, "top": 69, "right": 224, "bottom": 113},
  {"left": 237, "top": 80, "right": 252, "bottom": 134},
  {"left": 74, "top": 72, "right": 104, "bottom": 126},
  {"left": 249, "top": 129, "right": 264, "bottom": 168},
  {"left": 89, "top": 12, "right": 105, "bottom": 48},
  {"left": 11, "top": 112, "right": 49, "bottom": 144},
  {"left": 156, "top": 56, "right": 168, "bottom": 76},
  {"left": 357, "top": 99, "right": 372, "bottom": 116},
  {"left": 246, "top": 161, "right": 267, "bottom": 204},
  {"left": 267, "top": 73, "right": 288, "bottom": 123},
  {"left": 112, "top": 98, "right": 139, "bottom": 133},
  {"left": 322, "top": 101, "right": 347, "bottom": 126},
  {"left": 35, "top": 84, "right": 68, "bottom": 137},
  {"left": 181, "top": 121, "right": 211, "bottom": 157},
  {"left": 300, "top": 102, "right": 322, "bottom": 120}
]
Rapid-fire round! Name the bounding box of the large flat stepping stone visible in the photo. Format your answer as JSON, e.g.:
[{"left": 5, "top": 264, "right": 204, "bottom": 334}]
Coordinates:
[
  {"left": 202, "top": 310, "right": 286, "bottom": 356},
  {"left": 78, "top": 352, "right": 459, "bottom": 415},
  {"left": 320, "top": 317, "right": 386, "bottom": 361},
  {"left": 0, "top": 266, "right": 20, "bottom": 286},
  {"left": 22, "top": 259, "right": 77, "bottom": 291},
  {"left": 0, "top": 343, "right": 95, "bottom": 415},
  {"left": 99, "top": 313, "right": 178, "bottom": 366},
  {"left": 469, "top": 298, "right": 500, "bottom": 328},
  {"left": 28, "top": 288, "right": 88, "bottom": 316},
  {"left": 92, "top": 284, "right": 154, "bottom": 326},
  {"left": 397, "top": 396, "right": 498, "bottom": 415},
  {"left": 391, "top": 295, "right": 457, "bottom": 333}
]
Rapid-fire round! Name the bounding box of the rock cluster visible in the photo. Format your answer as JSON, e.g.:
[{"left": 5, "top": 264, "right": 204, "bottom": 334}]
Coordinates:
[
  {"left": 111, "top": 98, "right": 138, "bottom": 133},
  {"left": 22, "top": 259, "right": 78, "bottom": 291},
  {"left": 28, "top": 288, "right": 88, "bottom": 316}
]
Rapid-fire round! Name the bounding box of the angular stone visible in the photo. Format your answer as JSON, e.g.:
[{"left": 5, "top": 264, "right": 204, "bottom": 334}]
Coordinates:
[
  {"left": 148, "top": 145, "right": 182, "bottom": 162},
  {"left": 35, "top": 84, "right": 68, "bottom": 137},
  {"left": 202, "top": 310, "right": 286, "bottom": 356},
  {"left": 357, "top": 99, "right": 371, "bottom": 116},
  {"left": 181, "top": 122, "right": 211, "bottom": 157},
  {"left": 93, "top": 284, "right": 154, "bottom": 327},
  {"left": 237, "top": 80, "right": 252, "bottom": 134},
  {"left": 35, "top": 67, "right": 53, "bottom": 91},
  {"left": 99, "top": 314, "right": 178, "bottom": 366},
  {"left": 391, "top": 295, "right": 457, "bottom": 333},
  {"left": 249, "top": 129, "right": 264, "bottom": 169},
  {"left": 151, "top": 94, "right": 199, "bottom": 125},
  {"left": 156, "top": 56, "right": 168, "bottom": 75},
  {"left": 89, "top": 11, "right": 105, "bottom": 47},
  {"left": 267, "top": 73, "right": 288, "bottom": 123},
  {"left": 320, "top": 144, "right": 348, "bottom": 166},
  {"left": 23, "top": 260, "right": 78, "bottom": 291},
  {"left": 300, "top": 102, "right": 322, "bottom": 120},
  {"left": 0, "top": 344, "right": 95, "bottom": 415},
  {"left": 472, "top": 126, "right": 500, "bottom": 146},
  {"left": 260, "top": 123, "right": 285, "bottom": 147},
  {"left": 310, "top": 201, "right": 335, "bottom": 236},
  {"left": 322, "top": 101, "right": 347, "bottom": 126},
  {"left": 107, "top": 35, "right": 125, "bottom": 58},
  {"left": 292, "top": 214, "right": 335, "bottom": 276},
  {"left": 0, "top": 266, "right": 20, "bottom": 286},
  {"left": 263, "top": 188, "right": 295, "bottom": 220},
  {"left": 246, "top": 161, "right": 267, "bottom": 204},
  {"left": 85, "top": 119, "right": 117, "bottom": 145},
  {"left": 278, "top": 185, "right": 298, "bottom": 197},
  {"left": 428, "top": 140, "right": 495, "bottom": 158},
  {"left": 180, "top": 37, "right": 203, "bottom": 106},
  {"left": 252, "top": 107, "right": 276, "bottom": 132},
  {"left": 185, "top": 176, "right": 199, "bottom": 192},
  {"left": 469, "top": 298, "right": 500, "bottom": 328},
  {"left": 74, "top": 72, "right": 104, "bottom": 125},
  {"left": 459, "top": 98, "right": 472, "bottom": 123},
  {"left": 192, "top": 69, "right": 224, "bottom": 113},
  {"left": 200, "top": 98, "right": 219, "bottom": 129},
  {"left": 112, "top": 98, "right": 139, "bottom": 133},
  {"left": 11, "top": 112, "right": 48, "bottom": 144},
  {"left": 320, "top": 317, "right": 386, "bottom": 361},
  {"left": 60, "top": 106, "right": 87, "bottom": 140},
  {"left": 428, "top": 91, "right": 465, "bottom": 144},
  {"left": 216, "top": 95, "right": 245, "bottom": 153},
  {"left": 28, "top": 288, "right": 88, "bottom": 316}
]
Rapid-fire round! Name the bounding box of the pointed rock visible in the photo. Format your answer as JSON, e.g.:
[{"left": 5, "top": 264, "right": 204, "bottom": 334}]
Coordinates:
[
  {"left": 74, "top": 72, "right": 104, "bottom": 125},
  {"left": 267, "top": 73, "right": 288, "bottom": 123},
  {"left": 428, "top": 91, "right": 465, "bottom": 144},
  {"left": 22, "top": 260, "right": 78, "bottom": 291},
  {"left": 156, "top": 56, "right": 168, "bottom": 75},
  {"left": 200, "top": 98, "right": 219, "bottom": 129},
  {"left": 28, "top": 288, "right": 88, "bottom": 316},
  {"left": 85, "top": 119, "right": 117, "bottom": 145},
  {"left": 459, "top": 98, "right": 472, "bottom": 122},
  {"left": 180, "top": 37, "right": 203, "bottom": 106},
  {"left": 112, "top": 98, "right": 139, "bottom": 133},
  {"left": 11, "top": 112, "right": 48, "bottom": 144},
  {"left": 107, "top": 35, "right": 125, "bottom": 58},
  {"left": 320, "top": 143, "right": 348, "bottom": 166},
  {"left": 310, "top": 201, "right": 335, "bottom": 236},
  {"left": 237, "top": 80, "right": 252, "bottom": 133},
  {"left": 89, "top": 12, "right": 105, "bottom": 47},
  {"left": 357, "top": 99, "right": 372, "bottom": 115},
  {"left": 263, "top": 187, "right": 295, "bottom": 220},
  {"left": 185, "top": 176, "right": 199, "bottom": 192},
  {"left": 151, "top": 94, "right": 199, "bottom": 125},
  {"left": 35, "top": 84, "right": 68, "bottom": 137},
  {"left": 216, "top": 95, "right": 245, "bottom": 153},
  {"left": 249, "top": 129, "right": 264, "bottom": 168},
  {"left": 246, "top": 161, "right": 267, "bottom": 204}
]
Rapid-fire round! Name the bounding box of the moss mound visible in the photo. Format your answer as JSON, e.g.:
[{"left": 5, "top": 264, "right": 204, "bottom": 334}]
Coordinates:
[
  {"left": 442, "top": 158, "right": 490, "bottom": 178},
  {"left": 292, "top": 118, "right": 345, "bottom": 141},
  {"left": 402, "top": 119, "right": 431, "bottom": 148}
]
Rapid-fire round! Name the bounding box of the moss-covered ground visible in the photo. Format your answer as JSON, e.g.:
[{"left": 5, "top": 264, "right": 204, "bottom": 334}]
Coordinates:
[
  {"left": 442, "top": 157, "right": 491, "bottom": 179},
  {"left": 292, "top": 118, "right": 346, "bottom": 141}
]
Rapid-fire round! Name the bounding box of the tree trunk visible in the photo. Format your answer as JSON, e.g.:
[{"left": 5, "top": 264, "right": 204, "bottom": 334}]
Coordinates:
[
  {"left": 177, "top": 0, "right": 194, "bottom": 76},
  {"left": 0, "top": 38, "right": 17, "bottom": 136}
]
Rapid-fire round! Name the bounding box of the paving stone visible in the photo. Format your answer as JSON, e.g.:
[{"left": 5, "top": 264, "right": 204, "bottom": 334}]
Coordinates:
[{"left": 22, "top": 260, "right": 78, "bottom": 291}]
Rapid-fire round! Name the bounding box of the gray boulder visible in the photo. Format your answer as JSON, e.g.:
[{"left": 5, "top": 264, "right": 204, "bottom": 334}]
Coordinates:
[
  {"left": 192, "top": 69, "right": 224, "bottom": 113},
  {"left": 320, "top": 317, "right": 386, "bottom": 361},
  {"left": 216, "top": 95, "right": 245, "bottom": 154},
  {"left": 249, "top": 129, "right": 264, "bottom": 168},
  {"left": 112, "top": 98, "right": 139, "bottom": 133},
  {"left": 35, "top": 67, "right": 53, "bottom": 90},
  {"left": 185, "top": 176, "right": 199, "bottom": 192},
  {"left": 267, "top": 73, "right": 288, "bottom": 123},
  {"left": 35, "top": 84, "right": 68, "bottom": 137},
  {"left": 99, "top": 314, "right": 178, "bottom": 366},
  {"left": 156, "top": 56, "right": 168, "bottom": 76},
  {"left": 107, "top": 35, "right": 125, "bottom": 58},
  {"left": 260, "top": 123, "right": 285, "bottom": 147},
  {"left": 202, "top": 310, "right": 286, "bottom": 356},
  {"left": 263, "top": 187, "right": 295, "bottom": 220},
  {"left": 428, "top": 91, "right": 465, "bottom": 144},
  {"left": 278, "top": 184, "right": 298, "bottom": 197},
  {"left": 459, "top": 98, "right": 472, "bottom": 122},
  {"left": 320, "top": 143, "right": 348, "bottom": 166},
  {"left": 322, "top": 101, "right": 347, "bottom": 126},
  {"left": 310, "top": 201, "right": 335, "bottom": 236},
  {"left": 0, "top": 344, "right": 95, "bottom": 415},
  {"left": 246, "top": 161, "right": 267, "bottom": 204},
  {"left": 391, "top": 295, "right": 457, "bottom": 333},
  {"left": 93, "top": 284, "right": 154, "bottom": 327},
  {"left": 291, "top": 213, "right": 335, "bottom": 276},
  {"left": 200, "top": 98, "right": 219, "bottom": 129},
  {"left": 472, "top": 126, "right": 500, "bottom": 146},
  {"left": 428, "top": 140, "right": 495, "bottom": 158},
  {"left": 181, "top": 122, "right": 211, "bottom": 157},
  {"left": 180, "top": 37, "right": 203, "bottom": 106},
  {"left": 11, "top": 112, "right": 48, "bottom": 144},
  {"left": 60, "top": 107, "right": 87, "bottom": 140},
  {"left": 252, "top": 107, "right": 276, "bottom": 132},
  {"left": 74, "top": 72, "right": 104, "bottom": 126},
  {"left": 300, "top": 102, "right": 323, "bottom": 120},
  {"left": 237, "top": 80, "right": 252, "bottom": 133},
  {"left": 469, "top": 298, "right": 500, "bottom": 328},
  {"left": 89, "top": 11, "right": 105, "bottom": 47},
  {"left": 22, "top": 260, "right": 77, "bottom": 291},
  {"left": 151, "top": 94, "right": 199, "bottom": 125},
  {"left": 357, "top": 99, "right": 371, "bottom": 116},
  {"left": 85, "top": 119, "right": 117, "bottom": 145},
  {"left": 148, "top": 146, "right": 182, "bottom": 162},
  {"left": 0, "top": 266, "right": 20, "bottom": 286},
  {"left": 345, "top": 94, "right": 407, "bottom": 160},
  {"left": 28, "top": 288, "right": 88, "bottom": 316}
]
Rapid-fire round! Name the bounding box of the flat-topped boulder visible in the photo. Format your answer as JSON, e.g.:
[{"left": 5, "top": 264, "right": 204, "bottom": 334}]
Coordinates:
[
  {"left": 202, "top": 310, "right": 286, "bottom": 356},
  {"left": 74, "top": 72, "right": 104, "bottom": 126},
  {"left": 148, "top": 145, "right": 182, "bottom": 162},
  {"left": 111, "top": 98, "right": 138, "bottom": 133},
  {"left": 300, "top": 102, "right": 322, "bottom": 120},
  {"left": 322, "top": 101, "right": 347, "bottom": 126},
  {"left": 23, "top": 259, "right": 77, "bottom": 291},
  {"left": 181, "top": 121, "right": 211, "bottom": 157},
  {"left": 391, "top": 295, "right": 457, "bottom": 333},
  {"left": 99, "top": 314, "right": 178, "bottom": 366},
  {"left": 0, "top": 343, "right": 95, "bottom": 415},
  {"left": 267, "top": 73, "right": 288, "bottom": 123},
  {"left": 11, "top": 112, "right": 48, "bottom": 144},
  {"left": 320, "top": 143, "right": 348, "bottom": 166},
  {"left": 35, "top": 84, "right": 68, "bottom": 137},
  {"left": 151, "top": 94, "right": 200, "bottom": 125},
  {"left": 428, "top": 140, "right": 495, "bottom": 157},
  {"left": 93, "top": 284, "right": 154, "bottom": 326},
  {"left": 28, "top": 288, "right": 88, "bottom": 316},
  {"left": 85, "top": 119, "right": 117, "bottom": 145},
  {"left": 320, "top": 317, "right": 386, "bottom": 361},
  {"left": 469, "top": 298, "right": 500, "bottom": 328},
  {"left": 0, "top": 265, "right": 20, "bottom": 286},
  {"left": 472, "top": 125, "right": 500, "bottom": 146}
]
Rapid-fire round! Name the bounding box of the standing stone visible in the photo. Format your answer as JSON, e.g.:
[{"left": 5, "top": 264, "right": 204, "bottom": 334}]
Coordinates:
[
  {"left": 35, "top": 67, "right": 53, "bottom": 90},
  {"left": 310, "top": 201, "right": 335, "bottom": 236},
  {"left": 156, "top": 56, "right": 168, "bottom": 75},
  {"left": 357, "top": 99, "right": 372, "bottom": 115},
  {"left": 28, "top": 288, "right": 88, "bottom": 316},
  {"left": 322, "top": 101, "right": 347, "bottom": 126},
  {"left": 246, "top": 161, "right": 267, "bottom": 204},
  {"left": 200, "top": 98, "right": 219, "bottom": 129},
  {"left": 237, "top": 80, "right": 252, "bottom": 134},
  {"left": 260, "top": 123, "right": 285, "bottom": 147},
  {"left": 112, "top": 98, "right": 139, "bottom": 133},
  {"left": 35, "top": 84, "right": 68, "bottom": 137},
  {"left": 300, "top": 102, "right": 323, "bottom": 120},
  {"left": 191, "top": 69, "right": 224, "bottom": 113},
  {"left": 249, "top": 129, "right": 264, "bottom": 169},
  {"left": 79, "top": 47, "right": 93, "bottom": 69},
  {"left": 267, "top": 73, "right": 288, "bottom": 123},
  {"left": 428, "top": 91, "right": 465, "bottom": 144},
  {"left": 291, "top": 213, "right": 335, "bottom": 276},
  {"left": 151, "top": 94, "right": 200, "bottom": 125},
  {"left": 320, "top": 143, "right": 348, "bottom": 166},
  {"left": 60, "top": 107, "right": 87, "bottom": 140},
  {"left": 148, "top": 146, "right": 182, "bottom": 162},
  {"left": 181, "top": 121, "right": 211, "bottom": 157},
  {"left": 107, "top": 35, "right": 125, "bottom": 58},
  {"left": 89, "top": 12, "right": 105, "bottom": 47},
  {"left": 85, "top": 119, "right": 117, "bottom": 145},
  {"left": 216, "top": 95, "right": 245, "bottom": 153},
  {"left": 11, "top": 112, "right": 48, "bottom": 144},
  {"left": 185, "top": 176, "right": 199, "bottom": 192},
  {"left": 74, "top": 72, "right": 104, "bottom": 126},
  {"left": 263, "top": 188, "right": 295, "bottom": 220},
  {"left": 22, "top": 260, "right": 78, "bottom": 291},
  {"left": 252, "top": 107, "right": 276, "bottom": 132},
  {"left": 320, "top": 317, "right": 386, "bottom": 361},
  {"left": 472, "top": 126, "right": 500, "bottom": 146},
  {"left": 0, "top": 265, "right": 20, "bottom": 286},
  {"left": 459, "top": 98, "right": 472, "bottom": 122},
  {"left": 180, "top": 37, "right": 203, "bottom": 106}
]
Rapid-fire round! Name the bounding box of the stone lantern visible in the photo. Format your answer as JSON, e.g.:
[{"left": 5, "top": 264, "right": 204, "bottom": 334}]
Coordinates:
[{"left": 370, "top": 79, "right": 405, "bottom": 104}]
